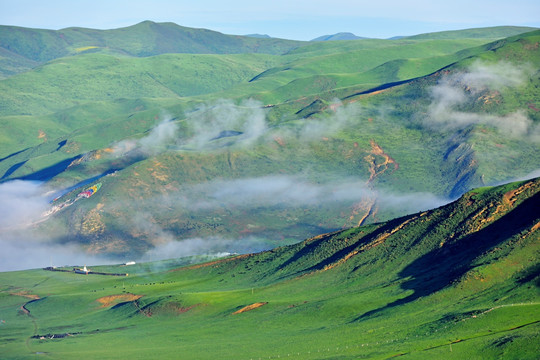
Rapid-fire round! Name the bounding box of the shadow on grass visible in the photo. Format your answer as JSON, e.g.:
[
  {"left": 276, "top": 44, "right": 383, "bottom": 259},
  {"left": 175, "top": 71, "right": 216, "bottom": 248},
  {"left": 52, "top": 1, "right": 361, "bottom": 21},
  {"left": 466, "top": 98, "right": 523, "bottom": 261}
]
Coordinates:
[
  {"left": 14, "top": 155, "right": 83, "bottom": 181},
  {"left": 355, "top": 191, "right": 540, "bottom": 320},
  {"left": 0, "top": 147, "right": 29, "bottom": 163},
  {"left": 1, "top": 160, "right": 27, "bottom": 179}
]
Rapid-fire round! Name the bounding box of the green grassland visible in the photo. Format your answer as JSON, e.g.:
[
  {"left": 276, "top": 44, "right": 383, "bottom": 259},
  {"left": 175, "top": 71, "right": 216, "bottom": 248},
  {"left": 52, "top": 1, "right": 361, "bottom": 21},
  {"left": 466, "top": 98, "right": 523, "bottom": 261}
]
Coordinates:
[{"left": 0, "top": 177, "right": 538, "bottom": 359}]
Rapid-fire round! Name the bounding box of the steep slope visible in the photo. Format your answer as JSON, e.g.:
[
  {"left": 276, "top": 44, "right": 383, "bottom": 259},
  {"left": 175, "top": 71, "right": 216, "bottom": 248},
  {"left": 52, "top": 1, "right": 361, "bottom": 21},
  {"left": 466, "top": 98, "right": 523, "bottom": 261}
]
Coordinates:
[
  {"left": 0, "top": 178, "right": 538, "bottom": 359},
  {"left": 366, "top": 29, "right": 540, "bottom": 196}
]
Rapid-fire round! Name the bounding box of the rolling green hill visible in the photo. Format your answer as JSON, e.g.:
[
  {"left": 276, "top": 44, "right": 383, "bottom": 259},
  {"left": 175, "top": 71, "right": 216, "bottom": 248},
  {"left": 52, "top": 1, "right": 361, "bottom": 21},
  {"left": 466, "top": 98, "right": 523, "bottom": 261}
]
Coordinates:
[
  {"left": 0, "top": 20, "right": 304, "bottom": 60},
  {"left": 403, "top": 25, "right": 538, "bottom": 40},
  {"left": 0, "top": 27, "right": 538, "bottom": 257},
  {"left": 215, "top": 37, "right": 499, "bottom": 104},
  {"left": 0, "top": 21, "right": 304, "bottom": 79},
  {"left": 311, "top": 32, "right": 367, "bottom": 41},
  {"left": 0, "top": 52, "right": 283, "bottom": 116},
  {"left": 0, "top": 177, "right": 538, "bottom": 359}
]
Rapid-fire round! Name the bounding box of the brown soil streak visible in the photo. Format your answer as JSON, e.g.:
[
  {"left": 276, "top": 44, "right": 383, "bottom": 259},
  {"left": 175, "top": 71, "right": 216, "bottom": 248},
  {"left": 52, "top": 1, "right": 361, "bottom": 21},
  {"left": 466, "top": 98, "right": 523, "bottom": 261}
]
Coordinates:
[
  {"left": 348, "top": 140, "right": 399, "bottom": 227},
  {"left": 96, "top": 294, "right": 142, "bottom": 308},
  {"left": 232, "top": 302, "right": 268, "bottom": 315}
]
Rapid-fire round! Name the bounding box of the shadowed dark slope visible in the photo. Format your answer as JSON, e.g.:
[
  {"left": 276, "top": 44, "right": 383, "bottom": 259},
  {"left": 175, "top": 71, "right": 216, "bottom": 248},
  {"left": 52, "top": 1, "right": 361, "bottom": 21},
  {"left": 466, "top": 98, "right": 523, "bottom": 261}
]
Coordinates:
[{"left": 357, "top": 189, "right": 540, "bottom": 319}]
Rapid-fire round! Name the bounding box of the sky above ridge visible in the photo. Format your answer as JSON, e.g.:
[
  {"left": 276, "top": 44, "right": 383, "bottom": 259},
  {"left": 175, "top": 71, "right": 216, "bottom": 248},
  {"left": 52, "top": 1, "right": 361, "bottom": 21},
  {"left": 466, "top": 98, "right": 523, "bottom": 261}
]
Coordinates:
[{"left": 1, "top": 0, "right": 539, "bottom": 40}]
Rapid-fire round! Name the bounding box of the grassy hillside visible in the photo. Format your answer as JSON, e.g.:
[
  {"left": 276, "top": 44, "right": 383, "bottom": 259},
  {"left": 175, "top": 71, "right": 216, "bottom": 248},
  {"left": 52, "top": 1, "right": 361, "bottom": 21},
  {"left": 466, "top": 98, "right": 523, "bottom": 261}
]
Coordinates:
[
  {"left": 0, "top": 52, "right": 283, "bottom": 116},
  {"left": 0, "top": 29, "right": 538, "bottom": 257},
  {"left": 1, "top": 23, "right": 533, "bottom": 81},
  {"left": 404, "top": 25, "right": 538, "bottom": 40},
  {"left": 0, "top": 177, "right": 538, "bottom": 359},
  {"left": 0, "top": 35, "right": 511, "bottom": 153},
  {"left": 311, "top": 32, "right": 366, "bottom": 41},
  {"left": 217, "top": 38, "right": 495, "bottom": 104},
  {"left": 0, "top": 35, "right": 497, "bottom": 160},
  {"left": 1, "top": 25, "right": 538, "bottom": 358},
  {"left": 0, "top": 46, "right": 39, "bottom": 79},
  {"left": 0, "top": 36, "right": 500, "bottom": 117},
  {"left": 368, "top": 30, "right": 540, "bottom": 196},
  {"left": 0, "top": 21, "right": 304, "bottom": 77},
  {"left": 0, "top": 34, "right": 498, "bottom": 165}
]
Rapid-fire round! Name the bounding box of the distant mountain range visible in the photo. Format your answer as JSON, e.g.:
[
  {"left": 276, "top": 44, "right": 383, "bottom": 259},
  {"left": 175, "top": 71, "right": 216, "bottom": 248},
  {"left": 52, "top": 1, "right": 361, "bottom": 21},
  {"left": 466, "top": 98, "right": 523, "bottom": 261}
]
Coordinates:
[
  {"left": 311, "top": 32, "right": 368, "bottom": 41},
  {"left": 311, "top": 26, "right": 539, "bottom": 41},
  {"left": 244, "top": 33, "right": 271, "bottom": 38}
]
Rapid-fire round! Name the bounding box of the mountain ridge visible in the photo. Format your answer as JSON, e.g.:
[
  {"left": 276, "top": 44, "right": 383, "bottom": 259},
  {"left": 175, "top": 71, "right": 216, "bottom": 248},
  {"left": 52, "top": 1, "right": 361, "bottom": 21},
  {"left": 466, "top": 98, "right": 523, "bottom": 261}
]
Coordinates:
[
  {"left": 0, "top": 22, "right": 536, "bottom": 80},
  {"left": 311, "top": 32, "right": 367, "bottom": 41},
  {"left": 0, "top": 20, "right": 305, "bottom": 79}
]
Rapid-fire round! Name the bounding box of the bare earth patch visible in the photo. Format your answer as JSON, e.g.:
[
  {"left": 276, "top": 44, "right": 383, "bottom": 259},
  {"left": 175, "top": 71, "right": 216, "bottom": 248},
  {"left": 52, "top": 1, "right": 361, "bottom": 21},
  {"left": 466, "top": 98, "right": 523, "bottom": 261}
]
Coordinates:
[
  {"left": 96, "top": 294, "right": 142, "bottom": 308},
  {"left": 233, "top": 302, "right": 268, "bottom": 315},
  {"left": 10, "top": 291, "right": 40, "bottom": 300}
]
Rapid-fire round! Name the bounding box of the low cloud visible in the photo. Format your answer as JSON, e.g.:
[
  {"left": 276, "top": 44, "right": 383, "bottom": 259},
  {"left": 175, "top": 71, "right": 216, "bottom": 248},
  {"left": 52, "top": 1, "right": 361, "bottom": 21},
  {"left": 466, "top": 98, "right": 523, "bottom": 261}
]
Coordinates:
[
  {"left": 0, "top": 180, "right": 48, "bottom": 230},
  {"left": 110, "top": 99, "right": 268, "bottom": 158},
  {"left": 111, "top": 174, "right": 448, "bottom": 264},
  {"left": 184, "top": 98, "right": 268, "bottom": 149},
  {"left": 140, "top": 236, "right": 269, "bottom": 262},
  {"left": 189, "top": 175, "right": 370, "bottom": 209},
  {"left": 0, "top": 180, "right": 111, "bottom": 272},
  {"left": 138, "top": 117, "right": 179, "bottom": 154},
  {"left": 184, "top": 98, "right": 366, "bottom": 148},
  {"left": 490, "top": 167, "right": 540, "bottom": 186},
  {"left": 0, "top": 237, "right": 111, "bottom": 272},
  {"left": 377, "top": 190, "right": 449, "bottom": 214},
  {"left": 108, "top": 98, "right": 366, "bottom": 162},
  {"left": 298, "top": 100, "right": 363, "bottom": 140},
  {"left": 165, "top": 174, "right": 448, "bottom": 217},
  {"left": 458, "top": 61, "right": 531, "bottom": 91},
  {"left": 271, "top": 100, "right": 364, "bottom": 142},
  {"left": 131, "top": 212, "right": 176, "bottom": 246},
  {"left": 110, "top": 98, "right": 365, "bottom": 159},
  {"left": 112, "top": 112, "right": 179, "bottom": 157},
  {"left": 424, "top": 61, "right": 539, "bottom": 141}
]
